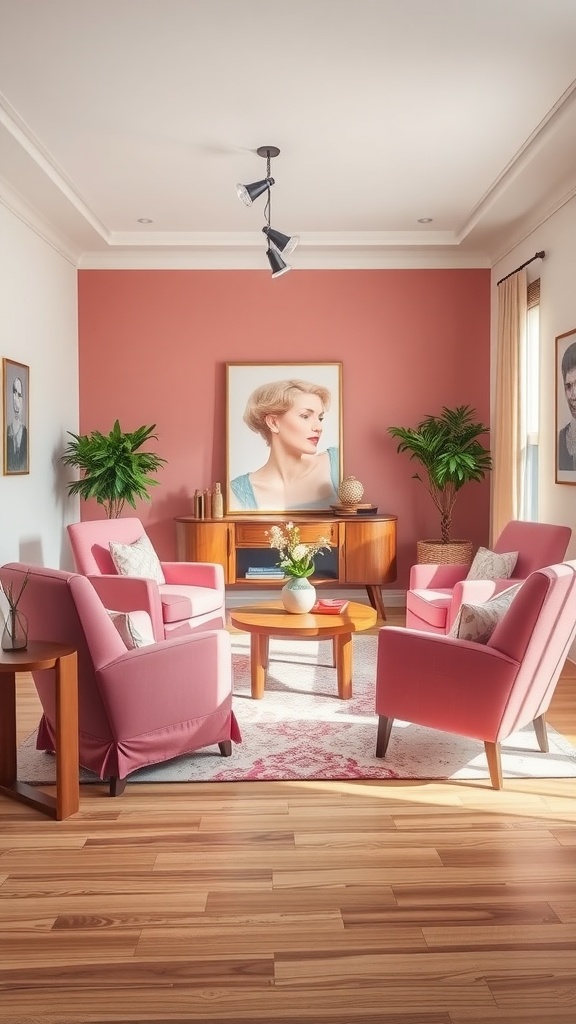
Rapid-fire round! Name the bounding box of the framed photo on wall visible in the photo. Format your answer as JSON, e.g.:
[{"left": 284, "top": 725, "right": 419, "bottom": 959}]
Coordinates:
[
  {"left": 555, "top": 328, "right": 576, "bottom": 484},
  {"left": 226, "top": 362, "right": 343, "bottom": 514},
  {"left": 3, "top": 358, "right": 30, "bottom": 475}
]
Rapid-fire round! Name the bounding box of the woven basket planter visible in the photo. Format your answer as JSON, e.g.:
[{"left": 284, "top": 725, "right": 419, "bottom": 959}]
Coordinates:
[{"left": 416, "top": 539, "right": 473, "bottom": 565}]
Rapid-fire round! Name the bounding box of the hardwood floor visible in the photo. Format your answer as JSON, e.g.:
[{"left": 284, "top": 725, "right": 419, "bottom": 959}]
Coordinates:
[{"left": 1, "top": 609, "right": 575, "bottom": 1023}]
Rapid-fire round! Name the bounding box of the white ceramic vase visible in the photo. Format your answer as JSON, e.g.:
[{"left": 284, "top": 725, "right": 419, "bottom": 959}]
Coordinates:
[{"left": 281, "top": 576, "right": 317, "bottom": 614}]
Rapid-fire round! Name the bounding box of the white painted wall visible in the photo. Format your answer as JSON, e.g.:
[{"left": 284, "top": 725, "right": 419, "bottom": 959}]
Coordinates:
[
  {"left": 0, "top": 204, "right": 80, "bottom": 569},
  {"left": 491, "top": 195, "right": 576, "bottom": 558}
]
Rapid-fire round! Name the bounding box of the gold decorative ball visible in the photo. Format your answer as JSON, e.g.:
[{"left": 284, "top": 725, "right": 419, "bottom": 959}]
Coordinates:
[{"left": 338, "top": 475, "right": 364, "bottom": 506}]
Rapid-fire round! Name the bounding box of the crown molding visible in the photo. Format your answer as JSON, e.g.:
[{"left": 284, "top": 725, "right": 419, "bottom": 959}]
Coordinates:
[
  {"left": 0, "top": 93, "right": 110, "bottom": 243},
  {"left": 78, "top": 246, "right": 491, "bottom": 271},
  {"left": 0, "top": 177, "right": 80, "bottom": 266},
  {"left": 457, "top": 78, "right": 576, "bottom": 242}
]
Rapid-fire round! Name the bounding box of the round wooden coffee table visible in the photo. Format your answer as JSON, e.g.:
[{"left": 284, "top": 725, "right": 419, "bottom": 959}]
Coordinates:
[{"left": 229, "top": 600, "right": 377, "bottom": 700}]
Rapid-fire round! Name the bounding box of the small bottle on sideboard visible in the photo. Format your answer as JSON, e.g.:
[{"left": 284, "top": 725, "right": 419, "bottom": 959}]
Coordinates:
[{"left": 212, "top": 482, "right": 224, "bottom": 518}]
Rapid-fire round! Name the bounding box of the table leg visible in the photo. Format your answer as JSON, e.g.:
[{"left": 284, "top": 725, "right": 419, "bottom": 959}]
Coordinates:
[
  {"left": 366, "top": 585, "right": 386, "bottom": 620},
  {"left": 334, "top": 632, "right": 353, "bottom": 700},
  {"left": 251, "top": 634, "right": 269, "bottom": 699},
  {"left": 0, "top": 671, "right": 17, "bottom": 782},
  {"left": 55, "top": 651, "right": 79, "bottom": 820}
]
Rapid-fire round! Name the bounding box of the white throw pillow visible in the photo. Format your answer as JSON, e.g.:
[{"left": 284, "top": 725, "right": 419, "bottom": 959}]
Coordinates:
[
  {"left": 449, "top": 583, "right": 522, "bottom": 645},
  {"left": 465, "top": 546, "right": 518, "bottom": 581},
  {"left": 107, "top": 609, "right": 156, "bottom": 649},
  {"left": 109, "top": 534, "right": 166, "bottom": 584}
]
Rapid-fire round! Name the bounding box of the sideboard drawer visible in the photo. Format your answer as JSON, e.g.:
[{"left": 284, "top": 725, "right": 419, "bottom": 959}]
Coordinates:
[
  {"left": 235, "top": 520, "right": 339, "bottom": 547},
  {"left": 235, "top": 524, "right": 273, "bottom": 547}
]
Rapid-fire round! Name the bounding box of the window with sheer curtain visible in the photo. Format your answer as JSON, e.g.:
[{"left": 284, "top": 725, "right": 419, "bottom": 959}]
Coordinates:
[{"left": 521, "top": 279, "right": 540, "bottom": 520}]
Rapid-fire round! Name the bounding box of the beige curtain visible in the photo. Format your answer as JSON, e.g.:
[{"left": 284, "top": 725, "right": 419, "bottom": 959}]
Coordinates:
[{"left": 491, "top": 269, "right": 527, "bottom": 543}]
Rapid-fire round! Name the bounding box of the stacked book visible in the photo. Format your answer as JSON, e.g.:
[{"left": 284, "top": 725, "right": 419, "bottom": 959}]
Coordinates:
[
  {"left": 245, "top": 566, "right": 286, "bottom": 580},
  {"left": 310, "top": 598, "right": 349, "bottom": 614}
]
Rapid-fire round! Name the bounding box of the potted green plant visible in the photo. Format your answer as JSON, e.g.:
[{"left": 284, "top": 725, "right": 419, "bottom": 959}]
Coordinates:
[
  {"left": 388, "top": 405, "right": 492, "bottom": 564},
  {"left": 61, "top": 420, "right": 166, "bottom": 519}
]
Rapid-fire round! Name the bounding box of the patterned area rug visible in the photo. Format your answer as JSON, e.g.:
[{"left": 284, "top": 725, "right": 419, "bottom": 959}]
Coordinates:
[{"left": 17, "top": 633, "right": 576, "bottom": 784}]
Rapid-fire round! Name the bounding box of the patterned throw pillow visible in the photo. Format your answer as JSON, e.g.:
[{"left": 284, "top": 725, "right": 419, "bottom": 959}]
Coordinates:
[
  {"left": 107, "top": 609, "right": 156, "bottom": 649},
  {"left": 109, "top": 534, "right": 166, "bottom": 584},
  {"left": 465, "top": 546, "right": 518, "bottom": 581},
  {"left": 449, "top": 583, "right": 522, "bottom": 644}
]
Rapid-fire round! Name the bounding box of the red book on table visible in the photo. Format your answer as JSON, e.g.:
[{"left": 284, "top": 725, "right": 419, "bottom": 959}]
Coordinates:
[{"left": 310, "top": 598, "right": 349, "bottom": 614}]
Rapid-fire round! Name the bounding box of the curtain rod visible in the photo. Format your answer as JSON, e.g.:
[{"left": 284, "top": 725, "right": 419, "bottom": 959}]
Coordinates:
[{"left": 497, "top": 250, "right": 545, "bottom": 286}]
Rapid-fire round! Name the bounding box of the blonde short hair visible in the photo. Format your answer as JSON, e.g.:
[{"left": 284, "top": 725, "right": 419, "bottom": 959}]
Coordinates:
[{"left": 243, "top": 379, "right": 331, "bottom": 443}]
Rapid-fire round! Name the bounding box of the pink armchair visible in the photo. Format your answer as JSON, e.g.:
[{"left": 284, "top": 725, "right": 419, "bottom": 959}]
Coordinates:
[
  {"left": 406, "top": 520, "right": 571, "bottom": 634},
  {"left": 376, "top": 560, "right": 576, "bottom": 787},
  {"left": 0, "top": 562, "right": 240, "bottom": 795},
  {"left": 67, "top": 518, "right": 225, "bottom": 641}
]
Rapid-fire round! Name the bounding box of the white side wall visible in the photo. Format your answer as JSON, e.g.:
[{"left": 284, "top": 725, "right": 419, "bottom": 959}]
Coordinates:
[
  {"left": 491, "top": 195, "right": 576, "bottom": 558},
  {"left": 0, "top": 204, "right": 79, "bottom": 569}
]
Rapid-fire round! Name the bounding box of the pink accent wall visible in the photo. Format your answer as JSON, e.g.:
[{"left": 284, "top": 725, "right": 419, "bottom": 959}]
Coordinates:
[{"left": 78, "top": 268, "right": 490, "bottom": 586}]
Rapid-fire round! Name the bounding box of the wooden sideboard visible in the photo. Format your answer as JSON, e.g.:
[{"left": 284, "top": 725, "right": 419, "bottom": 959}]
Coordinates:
[{"left": 175, "top": 513, "right": 397, "bottom": 620}]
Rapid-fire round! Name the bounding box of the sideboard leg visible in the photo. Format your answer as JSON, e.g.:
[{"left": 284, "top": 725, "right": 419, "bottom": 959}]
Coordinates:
[{"left": 366, "top": 585, "right": 386, "bottom": 621}]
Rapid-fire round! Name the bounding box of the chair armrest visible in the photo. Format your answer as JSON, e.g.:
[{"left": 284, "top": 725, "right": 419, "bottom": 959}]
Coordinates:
[
  {"left": 409, "top": 562, "right": 470, "bottom": 589},
  {"left": 98, "top": 630, "right": 232, "bottom": 733},
  {"left": 376, "top": 626, "right": 519, "bottom": 739},
  {"left": 161, "top": 561, "right": 225, "bottom": 591},
  {"left": 86, "top": 574, "right": 164, "bottom": 641},
  {"left": 447, "top": 578, "right": 524, "bottom": 631}
]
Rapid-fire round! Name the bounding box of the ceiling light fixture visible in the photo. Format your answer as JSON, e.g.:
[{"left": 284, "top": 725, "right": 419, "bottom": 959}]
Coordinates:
[
  {"left": 417, "top": 217, "right": 433, "bottom": 224},
  {"left": 236, "top": 146, "right": 298, "bottom": 277},
  {"left": 137, "top": 217, "right": 153, "bottom": 224}
]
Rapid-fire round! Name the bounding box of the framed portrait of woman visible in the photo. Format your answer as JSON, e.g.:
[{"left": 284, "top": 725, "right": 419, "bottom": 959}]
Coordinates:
[
  {"left": 3, "top": 358, "right": 30, "bottom": 475},
  {"left": 555, "top": 327, "right": 576, "bottom": 484},
  {"left": 226, "top": 362, "right": 343, "bottom": 514}
]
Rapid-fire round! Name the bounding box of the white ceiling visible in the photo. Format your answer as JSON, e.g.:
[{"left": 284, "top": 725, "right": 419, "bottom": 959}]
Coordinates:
[{"left": 1, "top": 0, "right": 576, "bottom": 268}]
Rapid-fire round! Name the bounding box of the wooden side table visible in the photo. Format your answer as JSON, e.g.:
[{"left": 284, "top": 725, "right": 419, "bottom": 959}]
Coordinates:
[{"left": 0, "top": 641, "right": 79, "bottom": 820}]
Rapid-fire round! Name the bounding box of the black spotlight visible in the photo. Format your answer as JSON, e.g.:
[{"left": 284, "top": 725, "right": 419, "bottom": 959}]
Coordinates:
[
  {"left": 262, "top": 226, "right": 299, "bottom": 256},
  {"left": 236, "top": 177, "right": 275, "bottom": 207},
  {"left": 266, "top": 247, "right": 291, "bottom": 278}
]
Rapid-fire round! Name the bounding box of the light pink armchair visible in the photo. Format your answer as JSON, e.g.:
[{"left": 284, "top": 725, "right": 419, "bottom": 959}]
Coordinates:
[
  {"left": 376, "top": 560, "right": 576, "bottom": 788},
  {"left": 0, "top": 562, "right": 240, "bottom": 795},
  {"left": 406, "top": 520, "right": 571, "bottom": 634},
  {"left": 67, "top": 518, "right": 225, "bottom": 641}
]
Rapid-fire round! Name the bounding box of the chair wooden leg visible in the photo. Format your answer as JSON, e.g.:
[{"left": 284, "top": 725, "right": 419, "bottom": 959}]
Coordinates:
[
  {"left": 218, "top": 740, "right": 232, "bottom": 757},
  {"left": 109, "top": 776, "right": 128, "bottom": 797},
  {"left": 376, "top": 716, "right": 394, "bottom": 758},
  {"left": 484, "top": 741, "right": 503, "bottom": 789},
  {"left": 533, "top": 713, "right": 549, "bottom": 753}
]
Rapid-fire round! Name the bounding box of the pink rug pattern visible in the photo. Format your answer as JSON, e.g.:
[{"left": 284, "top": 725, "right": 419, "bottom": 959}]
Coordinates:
[{"left": 18, "top": 634, "right": 576, "bottom": 784}]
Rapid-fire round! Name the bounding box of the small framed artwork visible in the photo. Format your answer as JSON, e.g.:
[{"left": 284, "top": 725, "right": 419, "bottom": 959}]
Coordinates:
[
  {"left": 556, "top": 328, "right": 576, "bottom": 484},
  {"left": 3, "top": 358, "right": 30, "bottom": 475},
  {"left": 226, "top": 362, "right": 343, "bottom": 514}
]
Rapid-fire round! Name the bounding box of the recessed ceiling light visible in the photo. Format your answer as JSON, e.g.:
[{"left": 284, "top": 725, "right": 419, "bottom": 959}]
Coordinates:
[
  {"left": 137, "top": 218, "right": 153, "bottom": 224},
  {"left": 418, "top": 217, "right": 433, "bottom": 224}
]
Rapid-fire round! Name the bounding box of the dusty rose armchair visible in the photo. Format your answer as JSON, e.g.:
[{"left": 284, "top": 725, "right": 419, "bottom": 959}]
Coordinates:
[
  {"left": 0, "top": 563, "right": 240, "bottom": 795},
  {"left": 376, "top": 560, "right": 576, "bottom": 788},
  {"left": 406, "top": 520, "right": 571, "bottom": 634},
  {"left": 67, "top": 517, "right": 225, "bottom": 641}
]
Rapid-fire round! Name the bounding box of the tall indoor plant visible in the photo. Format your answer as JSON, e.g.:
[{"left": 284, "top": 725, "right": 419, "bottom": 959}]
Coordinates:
[
  {"left": 388, "top": 405, "right": 492, "bottom": 563},
  {"left": 61, "top": 420, "right": 166, "bottom": 518}
]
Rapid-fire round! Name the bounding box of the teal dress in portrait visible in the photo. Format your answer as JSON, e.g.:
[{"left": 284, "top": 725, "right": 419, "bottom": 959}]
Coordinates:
[{"left": 230, "top": 446, "right": 340, "bottom": 511}]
